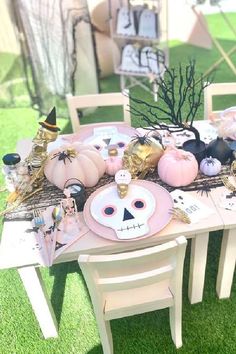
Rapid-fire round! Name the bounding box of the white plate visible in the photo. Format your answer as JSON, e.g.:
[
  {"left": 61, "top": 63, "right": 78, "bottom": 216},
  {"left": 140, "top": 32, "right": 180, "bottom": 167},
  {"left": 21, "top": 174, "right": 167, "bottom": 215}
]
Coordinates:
[
  {"left": 90, "top": 183, "right": 156, "bottom": 240},
  {"left": 84, "top": 180, "right": 173, "bottom": 242},
  {"left": 83, "top": 126, "right": 132, "bottom": 159}
]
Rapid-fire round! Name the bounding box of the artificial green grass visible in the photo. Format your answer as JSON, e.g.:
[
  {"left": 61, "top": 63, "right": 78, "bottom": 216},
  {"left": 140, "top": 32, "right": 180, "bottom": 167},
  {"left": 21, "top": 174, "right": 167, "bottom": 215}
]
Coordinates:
[{"left": 0, "top": 11, "right": 236, "bottom": 354}]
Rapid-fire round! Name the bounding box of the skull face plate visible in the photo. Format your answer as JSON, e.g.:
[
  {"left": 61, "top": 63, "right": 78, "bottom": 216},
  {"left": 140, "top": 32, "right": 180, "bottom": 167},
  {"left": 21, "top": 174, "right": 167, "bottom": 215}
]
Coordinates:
[
  {"left": 90, "top": 184, "right": 156, "bottom": 240},
  {"left": 83, "top": 126, "right": 131, "bottom": 160}
]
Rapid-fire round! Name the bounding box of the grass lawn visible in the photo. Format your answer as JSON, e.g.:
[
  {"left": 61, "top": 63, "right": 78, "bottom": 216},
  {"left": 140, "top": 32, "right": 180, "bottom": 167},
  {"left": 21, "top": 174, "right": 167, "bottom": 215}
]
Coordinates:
[{"left": 0, "top": 12, "right": 236, "bottom": 354}]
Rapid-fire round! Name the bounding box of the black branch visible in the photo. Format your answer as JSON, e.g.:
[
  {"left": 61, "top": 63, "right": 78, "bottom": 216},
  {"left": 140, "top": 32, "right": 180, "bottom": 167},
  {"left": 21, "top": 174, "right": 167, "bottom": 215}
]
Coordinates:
[{"left": 129, "top": 59, "right": 214, "bottom": 143}]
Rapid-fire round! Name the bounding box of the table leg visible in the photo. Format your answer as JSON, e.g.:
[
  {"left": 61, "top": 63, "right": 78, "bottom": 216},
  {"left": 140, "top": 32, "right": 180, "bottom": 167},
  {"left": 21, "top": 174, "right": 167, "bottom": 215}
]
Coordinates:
[
  {"left": 188, "top": 232, "right": 209, "bottom": 304},
  {"left": 18, "top": 266, "right": 58, "bottom": 338},
  {"left": 216, "top": 229, "right": 236, "bottom": 299}
]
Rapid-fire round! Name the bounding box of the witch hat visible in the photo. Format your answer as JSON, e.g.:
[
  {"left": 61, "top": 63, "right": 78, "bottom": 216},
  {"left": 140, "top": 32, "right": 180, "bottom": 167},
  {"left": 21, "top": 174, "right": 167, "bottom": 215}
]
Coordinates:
[{"left": 39, "top": 107, "right": 60, "bottom": 132}]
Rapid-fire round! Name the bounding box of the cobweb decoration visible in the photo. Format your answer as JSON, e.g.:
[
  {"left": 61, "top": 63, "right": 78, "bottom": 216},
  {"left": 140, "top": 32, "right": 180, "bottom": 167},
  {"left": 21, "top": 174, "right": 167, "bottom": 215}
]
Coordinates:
[{"left": 13, "top": 0, "right": 99, "bottom": 116}]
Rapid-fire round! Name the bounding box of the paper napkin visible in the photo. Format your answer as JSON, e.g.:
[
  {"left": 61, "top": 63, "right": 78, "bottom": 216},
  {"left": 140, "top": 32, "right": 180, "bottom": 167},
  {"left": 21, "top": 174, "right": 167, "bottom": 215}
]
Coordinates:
[{"left": 170, "top": 189, "right": 215, "bottom": 223}]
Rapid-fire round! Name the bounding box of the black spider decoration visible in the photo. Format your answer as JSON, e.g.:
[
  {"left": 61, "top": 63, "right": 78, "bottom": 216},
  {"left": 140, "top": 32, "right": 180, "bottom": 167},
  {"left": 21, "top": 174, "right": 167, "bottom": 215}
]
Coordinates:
[
  {"left": 196, "top": 181, "right": 212, "bottom": 197},
  {"left": 176, "top": 131, "right": 191, "bottom": 138},
  {"left": 51, "top": 149, "right": 76, "bottom": 164},
  {"left": 204, "top": 157, "right": 217, "bottom": 166},
  {"left": 130, "top": 134, "right": 153, "bottom": 146}
]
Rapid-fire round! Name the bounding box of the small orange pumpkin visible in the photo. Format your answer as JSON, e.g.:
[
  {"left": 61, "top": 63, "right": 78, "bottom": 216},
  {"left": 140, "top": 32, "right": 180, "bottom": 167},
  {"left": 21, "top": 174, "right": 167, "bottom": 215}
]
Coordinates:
[{"left": 44, "top": 142, "right": 105, "bottom": 189}]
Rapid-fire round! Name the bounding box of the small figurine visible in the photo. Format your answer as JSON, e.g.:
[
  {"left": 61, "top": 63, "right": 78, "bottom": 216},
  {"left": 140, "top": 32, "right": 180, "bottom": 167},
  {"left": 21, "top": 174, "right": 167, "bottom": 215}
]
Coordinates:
[{"left": 27, "top": 107, "right": 60, "bottom": 169}]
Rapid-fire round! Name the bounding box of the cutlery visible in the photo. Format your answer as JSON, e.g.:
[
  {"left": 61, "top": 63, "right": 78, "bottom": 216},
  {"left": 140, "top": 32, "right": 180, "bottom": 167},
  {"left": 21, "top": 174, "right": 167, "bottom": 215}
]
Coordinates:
[{"left": 169, "top": 207, "right": 191, "bottom": 224}]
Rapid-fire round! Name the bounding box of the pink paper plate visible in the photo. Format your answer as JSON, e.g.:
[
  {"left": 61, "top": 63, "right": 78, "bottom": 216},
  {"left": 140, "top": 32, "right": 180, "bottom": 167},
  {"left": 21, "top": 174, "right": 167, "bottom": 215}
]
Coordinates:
[{"left": 83, "top": 180, "right": 173, "bottom": 242}]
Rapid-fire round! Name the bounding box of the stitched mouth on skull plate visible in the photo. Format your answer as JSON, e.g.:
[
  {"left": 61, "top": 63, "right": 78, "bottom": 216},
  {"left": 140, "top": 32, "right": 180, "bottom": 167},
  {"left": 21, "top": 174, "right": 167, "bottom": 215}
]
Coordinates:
[{"left": 117, "top": 223, "right": 144, "bottom": 232}]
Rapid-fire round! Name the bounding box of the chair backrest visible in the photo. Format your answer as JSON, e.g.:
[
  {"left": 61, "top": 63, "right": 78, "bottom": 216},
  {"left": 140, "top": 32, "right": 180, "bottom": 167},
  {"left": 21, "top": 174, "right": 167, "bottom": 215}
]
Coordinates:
[
  {"left": 204, "top": 82, "right": 236, "bottom": 120},
  {"left": 78, "top": 236, "right": 187, "bottom": 316},
  {"left": 66, "top": 90, "right": 131, "bottom": 132}
]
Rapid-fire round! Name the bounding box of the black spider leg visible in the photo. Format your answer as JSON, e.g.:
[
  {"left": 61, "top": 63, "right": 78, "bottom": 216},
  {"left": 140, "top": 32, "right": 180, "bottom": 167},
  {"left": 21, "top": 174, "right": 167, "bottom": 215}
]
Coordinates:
[
  {"left": 60, "top": 154, "right": 72, "bottom": 164},
  {"left": 51, "top": 152, "right": 61, "bottom": 160},
  {"left": 196, "top": 181, "right": 212, "bottom": 197},
  {"left": 176, "top": 131, "right": 191, "bottom": 137}
]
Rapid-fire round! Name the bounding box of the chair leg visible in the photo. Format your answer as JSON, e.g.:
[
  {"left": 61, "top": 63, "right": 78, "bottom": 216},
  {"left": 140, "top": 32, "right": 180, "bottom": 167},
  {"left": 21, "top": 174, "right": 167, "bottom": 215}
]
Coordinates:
[
  {"left": 169, "top": 305, "right": 182, "bottom": 348},
  {"left": 95, "top": 315, "right": 113, "bottom": 354}
]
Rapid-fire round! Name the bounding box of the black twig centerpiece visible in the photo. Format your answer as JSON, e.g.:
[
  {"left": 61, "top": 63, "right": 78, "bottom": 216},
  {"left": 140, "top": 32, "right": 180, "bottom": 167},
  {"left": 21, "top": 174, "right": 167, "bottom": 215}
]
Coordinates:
[{"left": 129, "top": 59, "right": 213, "bottom": 161}]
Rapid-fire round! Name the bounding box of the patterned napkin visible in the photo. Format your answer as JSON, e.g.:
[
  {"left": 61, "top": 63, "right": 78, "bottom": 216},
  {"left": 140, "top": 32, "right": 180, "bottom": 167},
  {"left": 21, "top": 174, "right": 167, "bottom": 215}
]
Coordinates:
[
  {"left": 170, "top": 189, "right": 215, "bottom": 223},
  {"left": 33, "top": 206, "right": 89, "bottom": 266},
  {"left": 218, "top": 191, "right": 236, "bottom": 211}
]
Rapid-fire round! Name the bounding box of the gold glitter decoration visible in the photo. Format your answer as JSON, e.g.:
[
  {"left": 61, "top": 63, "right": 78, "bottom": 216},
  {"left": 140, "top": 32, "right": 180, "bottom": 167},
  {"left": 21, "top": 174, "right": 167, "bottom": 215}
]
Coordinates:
[{"left": 123, "top": 135, "right": 163, "bottom": 178}]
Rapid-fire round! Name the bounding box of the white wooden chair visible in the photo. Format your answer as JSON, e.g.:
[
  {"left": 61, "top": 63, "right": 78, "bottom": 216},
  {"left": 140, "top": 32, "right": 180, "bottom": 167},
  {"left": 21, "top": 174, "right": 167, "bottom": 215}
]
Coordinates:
[
  {"left": 78, "top": 236, "right": 187, "bottom": 353},
  {"left": 66, "top": 90, "right": 131, "bottom": 133},
  {"left": 204, "top": 82, "right": 236, "bottom": 121}
]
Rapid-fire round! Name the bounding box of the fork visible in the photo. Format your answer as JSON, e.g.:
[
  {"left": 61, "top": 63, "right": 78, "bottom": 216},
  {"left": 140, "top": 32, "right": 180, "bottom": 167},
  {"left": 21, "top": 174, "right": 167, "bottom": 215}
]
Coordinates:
[
  {"left": 33, "top": 209, "right": 45, "bottom": 231},
  {"left": 221, "top": 176, "right": 236, "bottom": 192},
  {"left": 169, "top": 207, "right": 191, "bottom": 224}
]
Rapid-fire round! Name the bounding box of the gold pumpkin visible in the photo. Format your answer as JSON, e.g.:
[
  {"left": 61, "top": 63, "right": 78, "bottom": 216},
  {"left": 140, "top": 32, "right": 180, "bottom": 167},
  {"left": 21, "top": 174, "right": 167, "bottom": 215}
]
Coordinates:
[{"left": 123, "top": 135, "right": 164, "bottom": 178}]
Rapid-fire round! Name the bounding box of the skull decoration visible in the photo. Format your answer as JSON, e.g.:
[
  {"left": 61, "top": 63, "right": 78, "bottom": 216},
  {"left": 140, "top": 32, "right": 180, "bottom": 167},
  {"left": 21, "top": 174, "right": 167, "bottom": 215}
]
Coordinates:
[
  {"left": 123, "top": 135, "right": 164, "bottom": 178},
  {"left": 90, "top": 184, "right": 156, "bottom": 240}
]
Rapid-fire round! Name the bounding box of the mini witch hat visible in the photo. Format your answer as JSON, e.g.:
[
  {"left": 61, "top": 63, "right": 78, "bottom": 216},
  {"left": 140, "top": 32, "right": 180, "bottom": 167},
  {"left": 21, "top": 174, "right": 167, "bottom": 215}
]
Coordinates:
[{"left": 39, "top": 107, "right": 60, "bottom": 132}]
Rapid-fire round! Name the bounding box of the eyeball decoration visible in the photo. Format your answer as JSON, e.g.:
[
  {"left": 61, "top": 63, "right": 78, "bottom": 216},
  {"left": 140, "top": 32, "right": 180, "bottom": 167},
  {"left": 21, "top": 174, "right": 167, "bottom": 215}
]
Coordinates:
[
  {"left": 90, "top": 172, "right": 156, "bottom": 240},
  {"left": 200, "top": 156, "right": 221, "bottom": 176}
]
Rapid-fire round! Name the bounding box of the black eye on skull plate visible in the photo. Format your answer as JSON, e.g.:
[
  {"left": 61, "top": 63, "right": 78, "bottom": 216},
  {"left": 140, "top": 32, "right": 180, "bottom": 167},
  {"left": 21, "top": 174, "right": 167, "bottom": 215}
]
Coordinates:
[
  {"left": 94, "top": 145, "right": 101, "bottom": 151},
  {"left": 102, "top": 205, "right": 117, "bottom": 217},
  {"left": 117, "top": 141, "right": 126, "bottom": 148},
  {"left": 132, "top": 199, "right": 146, "bottom": 209}
]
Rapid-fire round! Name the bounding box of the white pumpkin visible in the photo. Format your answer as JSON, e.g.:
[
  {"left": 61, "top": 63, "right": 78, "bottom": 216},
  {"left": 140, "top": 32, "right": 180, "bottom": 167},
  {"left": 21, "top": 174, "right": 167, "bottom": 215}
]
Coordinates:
[
  {"left": 200, "top": 156, "right": 221, "bottom": 176},
  {"left": 44, "top": 142, "right": 105, "bottom": 189}
]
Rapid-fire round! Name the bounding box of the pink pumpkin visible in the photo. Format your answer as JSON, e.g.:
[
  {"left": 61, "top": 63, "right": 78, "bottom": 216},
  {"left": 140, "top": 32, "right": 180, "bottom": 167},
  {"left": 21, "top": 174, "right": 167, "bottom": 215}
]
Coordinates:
[
  {"left": 44, "top": 142, "right": 105, "bottom": 189},
  {"left": 105, "top": 156, "right": 123, "bottom": 176},
  {"left": 157, "top": 148, "right": 198, "bottom": 187}
]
